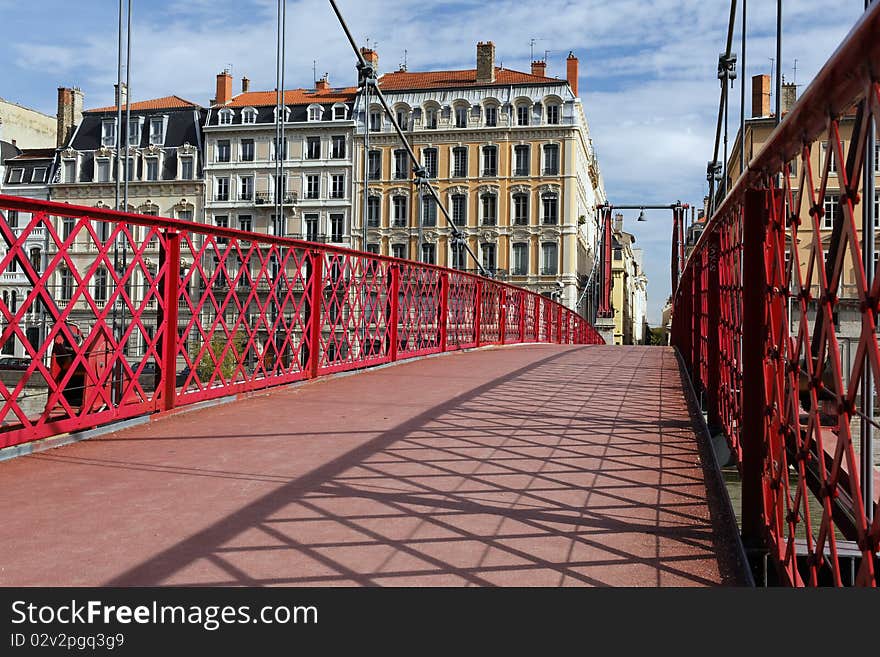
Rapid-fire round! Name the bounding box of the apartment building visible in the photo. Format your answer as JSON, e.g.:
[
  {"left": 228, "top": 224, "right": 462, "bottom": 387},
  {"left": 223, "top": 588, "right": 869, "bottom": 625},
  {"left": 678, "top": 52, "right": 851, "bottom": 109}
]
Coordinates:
[
  {"left": 203, "top": 70, "right": 357, "bottom": 244},
  {"left": 351, "top": 42, "right": 606, "bottom": 310}
]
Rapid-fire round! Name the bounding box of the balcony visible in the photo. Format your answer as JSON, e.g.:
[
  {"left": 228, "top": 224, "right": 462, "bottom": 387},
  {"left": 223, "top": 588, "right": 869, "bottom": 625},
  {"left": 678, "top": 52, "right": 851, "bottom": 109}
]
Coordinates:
[{"left": 255, "top": 192, "right": 297, "bottom": 205}]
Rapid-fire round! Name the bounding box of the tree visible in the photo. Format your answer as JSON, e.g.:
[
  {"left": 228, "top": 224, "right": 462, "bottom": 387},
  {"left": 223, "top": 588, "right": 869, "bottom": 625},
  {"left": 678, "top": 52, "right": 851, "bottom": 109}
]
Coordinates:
[{"left": 193, "top": 331, "right": 245, "bottom": 382}]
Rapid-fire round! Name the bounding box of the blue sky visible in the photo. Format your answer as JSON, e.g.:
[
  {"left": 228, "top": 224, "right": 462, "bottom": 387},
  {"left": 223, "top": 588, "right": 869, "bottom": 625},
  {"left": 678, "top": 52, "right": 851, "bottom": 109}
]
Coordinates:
[{"left": 0, "top": 0, "right": 866, "bottom": 323}]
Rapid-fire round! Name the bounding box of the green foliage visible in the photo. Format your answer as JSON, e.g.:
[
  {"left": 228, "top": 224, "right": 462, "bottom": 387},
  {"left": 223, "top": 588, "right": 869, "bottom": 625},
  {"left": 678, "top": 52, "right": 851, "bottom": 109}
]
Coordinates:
[
  {"left": 648, "top": 326, "right": 668, "bottom": 346},
  {"left": 193, "top": 331, "right": 245, "bottom": 381}
]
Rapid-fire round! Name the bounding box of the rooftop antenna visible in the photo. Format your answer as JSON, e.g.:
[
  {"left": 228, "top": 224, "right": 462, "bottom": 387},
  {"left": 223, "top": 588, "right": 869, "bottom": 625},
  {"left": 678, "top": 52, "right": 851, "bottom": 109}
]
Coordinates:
[
  {"left": 401, "top": 48, "right": 407, "bottom": 71},
  {"left": 792, "top": 58, "right": 798, "bottom": 85},
  {"left": 313, "top": 60, "right": 317, "bottom": 85},
  {"left": 544, "top": 49, "right": 552, "bottom": 62},
  {"left": 529, "top": 37, "right": 544, "bottom": 61}
]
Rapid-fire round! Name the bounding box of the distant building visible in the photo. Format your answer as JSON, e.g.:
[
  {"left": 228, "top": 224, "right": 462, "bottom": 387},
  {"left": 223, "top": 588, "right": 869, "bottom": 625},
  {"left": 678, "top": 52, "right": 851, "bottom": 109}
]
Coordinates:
[
  {"left": 609, "top": 213, "right": 646, "bottom": 345},
  {"left": 0, "top": 97, "right": 57, "bottom": 150}
]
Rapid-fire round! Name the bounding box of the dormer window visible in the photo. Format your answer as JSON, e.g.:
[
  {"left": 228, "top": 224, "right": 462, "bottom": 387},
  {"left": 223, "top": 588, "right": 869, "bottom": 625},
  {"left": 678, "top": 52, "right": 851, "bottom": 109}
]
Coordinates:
[
  {"left": 101, "top": 120, "right": 117, "bottom": 148},
  {"left": 127, "top": 117, "right": 142, "bottom": 146},
  {"left": 546, "top": 104, "right": 560, "bottom": 125},
  {"left": 149, "top": 117, "right": 165, "bottom": 145},
  {"left": 242, "top": 108, "right": 257, "bottom": 124},
  {"left": 218, "top": 109, "right": 234, "bottom": 125},
  {"left": 369, "top": 109, "right": 382, "bottom": 132},
  {"left": 516, "top": 104, "right": 530, "bottom": 126},
  {"left": 332, "top": 104, "right": 347, "bottom": 120},
  {"left": 274, "top": 106, "right": 291, "bottom": 122},
  {"left": 8, "top": 168, "right": 24, "bottom": 184},
  {"left": 308, "top": 105, "right": 323, "bottom": 121},
  {"left": 32, "top": 167, "right": 47, "bottom": 183}
]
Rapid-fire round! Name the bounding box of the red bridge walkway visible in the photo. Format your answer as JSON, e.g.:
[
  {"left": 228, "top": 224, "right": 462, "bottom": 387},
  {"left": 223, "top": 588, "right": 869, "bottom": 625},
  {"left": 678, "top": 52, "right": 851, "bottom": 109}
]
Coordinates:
[{"left": 0, "top": 345, "right": 744, "bottom": 586}]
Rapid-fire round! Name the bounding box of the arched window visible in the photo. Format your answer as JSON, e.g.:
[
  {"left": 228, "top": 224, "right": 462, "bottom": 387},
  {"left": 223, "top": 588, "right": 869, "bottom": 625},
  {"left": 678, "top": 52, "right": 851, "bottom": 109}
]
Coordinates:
[
  {"left": 60, "top": 267, "right": 74, "bottom": 301},
  {"left": 218, "top": 109, "right": 234, "bottom": 125},
  {"left": 29, "top": 247, "right": 41, "bottom": 272},
  {"left": 242, "top": 108, "right": 257, "bottom": 124},
  {"left": 307, "top": 104, "right": 324, "bottom": 121}
]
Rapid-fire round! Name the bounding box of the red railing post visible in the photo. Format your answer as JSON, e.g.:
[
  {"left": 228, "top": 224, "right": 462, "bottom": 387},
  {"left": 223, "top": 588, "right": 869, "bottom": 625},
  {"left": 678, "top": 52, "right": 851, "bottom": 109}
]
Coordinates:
[
  {"left": 519, "top": 292, "right": 526, "bottom": 343},
  {"left": 439, "top": 272, "right": 449, "bottom": 352},
  {"left": 741, "top": 190, "right": 769, "bottom": 547},
  {"left": 691, "top": 250, "right": 703, "bottom": 389},
  {"left": 307, "top": 249, "right": 324, "bottom": 379},
  {"left": 474, "top": 280, "right": 483, "bottom": 347},
  {"left": 556, "top": 305, "right": 563, "bottom": 344},
  {"left": 161, "top": 229, "right": 180, "bottom": 412},
  {"left": 533, "top": 296, "right": 540, "bottom": 341},
  {"left": 499, "top": 287, "right": 507, "bottom": 345},
  {"left": 389, "top": 264, "right": 400, "bottom": 362},
  {"left": 706, "top": 231, "right": 722, "bottom": 430}
]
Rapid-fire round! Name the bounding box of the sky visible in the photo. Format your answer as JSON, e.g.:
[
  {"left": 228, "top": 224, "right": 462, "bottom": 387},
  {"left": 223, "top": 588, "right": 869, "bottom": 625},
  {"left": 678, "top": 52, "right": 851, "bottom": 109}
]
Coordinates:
[{"left": 0, "top": 0, "right": 868, "bottom": 324}]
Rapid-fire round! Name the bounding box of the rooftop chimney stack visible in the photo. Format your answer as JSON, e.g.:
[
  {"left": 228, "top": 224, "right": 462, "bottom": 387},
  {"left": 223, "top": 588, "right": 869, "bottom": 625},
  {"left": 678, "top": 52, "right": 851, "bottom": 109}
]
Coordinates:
[
  {"left": 780, "top": 79, "right": 797, "bottom": 115},
  {"left": 360, "top": 47, "right": 379, "bottom": 74},
  {"left": 566, "top": 52, "right": 579, "bottom": 97},
  {"left": 613, "top": 213, "right": 624, "bottom": 233},
  {"left": 215, "top": 69, "right": 233, "bottom": 106},
  {"left": 56, "top": 86, "right": 83, "bottom": 148},
  {"left": 241, "top": 76, "right": 250, "bottom": 93},
  {"left": 751, "top": 74, "right": 771, "bottom": 117},
  {"left": 476, "top": 41, "right": 496, "bottom": 84},
  {"left": 531, "top": 60, "right": 547, "bottom": 77},
  {"left": 316, "top": 75, "right": 330, "bottom": 92},
  {"left": 114, "top": 83, "right": 128, "bottom": 109}
]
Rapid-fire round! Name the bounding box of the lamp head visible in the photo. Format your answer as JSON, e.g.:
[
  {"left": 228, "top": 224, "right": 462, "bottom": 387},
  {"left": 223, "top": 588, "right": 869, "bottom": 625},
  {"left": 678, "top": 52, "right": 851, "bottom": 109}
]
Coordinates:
[{"left": 637, "top": 209, "right": 647, "bottom": 221}]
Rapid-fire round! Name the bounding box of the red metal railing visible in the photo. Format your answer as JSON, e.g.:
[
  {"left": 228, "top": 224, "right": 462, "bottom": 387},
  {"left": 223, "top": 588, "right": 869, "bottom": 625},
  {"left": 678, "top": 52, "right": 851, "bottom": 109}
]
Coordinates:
[
  {"left": 673, "top": 4, "right": 880, "bottom": 586},
  {"left": 0, "top": 195, "right": 602, "bottom": 451}
]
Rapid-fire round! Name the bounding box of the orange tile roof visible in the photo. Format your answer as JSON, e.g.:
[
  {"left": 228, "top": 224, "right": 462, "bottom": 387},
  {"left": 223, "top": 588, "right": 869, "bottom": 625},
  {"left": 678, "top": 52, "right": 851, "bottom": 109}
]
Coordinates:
[
  {"left": 378, "top": 67, "right": 560, "bottom": 91},
  {"left": 223, "top": 87, "right": 358, "bottom": 108},
  {"left": 86, "top": 95, "right": 200, "bottom": 113}
]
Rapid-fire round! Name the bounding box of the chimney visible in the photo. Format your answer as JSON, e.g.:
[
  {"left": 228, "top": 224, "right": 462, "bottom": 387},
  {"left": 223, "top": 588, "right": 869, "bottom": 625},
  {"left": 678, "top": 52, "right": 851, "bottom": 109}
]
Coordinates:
[
  {"left": 215, "top": 69, "right": 233, "bottom": 106},
  {"left": 531, "top": 60, "right": 547, "bottom": 77},
  {"left": 476, "top": 41, "right": 496, "bottom": 84},
  {"left": 780, "top": 79, "right": 797, "bottom": 115},
  {"left": 241, "top": 76, "right": 250, "bottom": 94},
  {"left": 114, "top": 83, "right": 128, "bottom": 109},
  {"left": 360, "top": 47, "right": 379, "bottom": 73},
  {"left": 613, "top": 213, "right": 624, "bottom": 233},
  {"left": 316, "top": 75, "right": 330, "bottom": 92},
  {"left": 56, "top": 87, "right": 83, "bottom": 148},
  {"left": 751, "top": 74, "right": 771, "bottom": 117},
  {"left": 566, "top": 52, "right": 579, "bottom": 97}
]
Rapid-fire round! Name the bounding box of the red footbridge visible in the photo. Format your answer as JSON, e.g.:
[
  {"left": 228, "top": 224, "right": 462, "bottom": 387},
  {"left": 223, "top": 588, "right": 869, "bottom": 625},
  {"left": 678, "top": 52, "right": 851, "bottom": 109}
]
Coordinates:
[{"left": 1, "top": 4, "right": 880, "bottom": 587}]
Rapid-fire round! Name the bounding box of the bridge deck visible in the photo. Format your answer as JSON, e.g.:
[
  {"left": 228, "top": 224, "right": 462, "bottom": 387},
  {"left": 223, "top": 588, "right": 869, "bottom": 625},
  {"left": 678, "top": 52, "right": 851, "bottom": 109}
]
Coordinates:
[{"left": 0, "top": 345, "right": 743, "bottom": 586}]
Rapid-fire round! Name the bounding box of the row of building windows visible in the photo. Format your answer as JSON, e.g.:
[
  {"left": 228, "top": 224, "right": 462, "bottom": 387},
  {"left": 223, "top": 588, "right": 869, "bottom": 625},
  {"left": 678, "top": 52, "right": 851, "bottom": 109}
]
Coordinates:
[
  {"left": 101, "top": 116, "right": 168, "bottom": 148},
  {"left": 367, "top": 144, "right": 559, "bottom": 180},
  {"left": 362, "top": 240, "right": 559, "bottom": 276},
  {"left": 213, "top": 135, "right": 348, "bottom": 163},
  {"left": 365, "top": 192, "right": 558, "bottom": 227},
  {"left": 212, "top": 212, "right": 347, "bottom": 243},
  {"left": 374, "top": 100, "right": 563, "bottom": 132},
  {"left": 217, "top": 104, "right": 349, "bottom": 125},
  {"left": 819, "top": 193, "right": 880, "bottom": 229},
  {"left": 212, "top": 173, "right": 346, "bottom": 202},
  {"left": 59, "top": 154, "right": 196, "bottom": 184}
]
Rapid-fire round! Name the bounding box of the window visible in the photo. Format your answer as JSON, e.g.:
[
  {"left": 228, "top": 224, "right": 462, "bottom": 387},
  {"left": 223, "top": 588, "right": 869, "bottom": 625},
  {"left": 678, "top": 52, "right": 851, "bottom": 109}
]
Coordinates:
[
  {"left": 8, "top": 168, "right": 23, "bottom": 184},
  {"left": 240, "top": 139, "right": 254, "bottom": 161},
  {"left": 32, "top": 167, "right": 47, "bottom": 183},
  {"left": 331, "top": 135, "right": 346, "bottom": 159},
  {"left": 482, "top": 243, "right": 497, "bottom": 272},
  {"left": 370, "top": 110, "right": 382, "bottom": 132},
  {"left": 238, "top": 215, "right": 252, "bottom": 232},
  {"left": 875, "top": 142, "right": 880, "bottom": 173},
  {"left": 546, "top": 104, "right": 560, "bottom": 124},
  {"left": 125, "top": 157, "right": 136, "bottom": 181},
  {"left": 177, "top": 209, "right": 193, "bottom": 221},
  {"left": 330, "top": 214, "right": 344, "bottom": 242},
  {"left": 482, "top": 145, "right": 497, "bottom": 176},
  {"left": 242, "top": 108, "right": 257, "bottom": 124},
  {"left": 219, "top": 109, "right": 233, "bottom": 125},
  {"left": 396, "top": 109, "right": 409, "bottom": 130},
  {"left": 92, "top": 267, "right": 108, "bottom": 303},
  {"left": 451, "top": 241, "right": 466, "bottom": 270},
  {"left": 452, "top": 147, "right": 467, "bottom": 177},
  {"left": 421, "top": 243, "right": 436, "bottom": 264},
  {"left": 29, "top": 246, "right": 41, "bottom": 273},
  {"left": 823, "top": 193, "right": 839, "bottom": 229},
  {"left": 423, "top": 148, "right": 438, "bottom": 178},
  {"left": 149, "top": 117, "right": 164, "bottom": 144},
  {"left": 451, "top": 194, "right": 467, "bottom": 226},
  {"left": 425, "top": 108, "right": 437, "bottom": 129},
  {"left": 514, "top": 145, "right": 530, "bottom": 176},
  {"left": 367, "top": 197, "right": 381, "bottom": 227},
  {"left": 271, "top": 214, "right": 285, "bottom": 237},
  {"left": 366, "top": 243, "right": 379, "bottom": 254},
  {"left": 512, "top": 243, "right": 528, "bottom": 275},
  {"left": 543, "top": 144, "right": 559, "bottom": 175},
  {"left": 333, "top": 105, "right": 347, "bottom": 120},
  {"left": 145, "top": 158, "right": 159, "bottom": 181},
  {"left": 62, "top": 216, "right": 75, "bottom": 240},
  {"left": 239, "top": 175, "right": 254, "bottom": 201},
  {"left": 542, "top": 194, "right": 558, "bottom": 224},
  {"left": 215, "top": 215, "right": 228, "bottom": 229},
  {"left": 94, "top": 159, "right": 110, "bottom": 183},
  {"left": 127, "top": 119, "right": 140, "bottom": 146},
  {"left": 422, "top": 195, "right": 437, "bottom": 226},
  {"left": 485, "top": 106, "right": 497, "bottom": 127},
  {"left": 273, "top": 137, "right": 287, "bottom": 160},
  {"left": 101, "top": 120, "right": 116, "bottom": 147},
  {"left": 308, "top": 105, "right": 323, "bottom": 121},
  {"left": 392, "top": 243, "right": 407, "bottom": 259},
  {"left": 60, "top": 267, "right": 73, "bottom": 301},
  {"left": 63, "top": 160, "right": 76, "bottom": 183},
  {"left": 304, "top": 214, "right": 319, "bottom": 241},
  {"left": 822, "top": 141, "right": 837, "bottom": 174},
  {"left": 517, "top": 104, "right": 530, "bottom": 126},
  {"left": 875, "top": 195, "right": 880, "bottom": 229},
  {"left": 392, "top": 196, "right": 407, "bottom": 227},
  {"left": 8, "top": 211, "right": 18, "bottom": 228},
  {"left": 215, "top": 177, "right": 230, "bottom": 201},
  {"left": 305, "top": 175, "right": 320, "bottom": 199},
  {"left": 481, "top": 195, "right": 497, "bottom": 226},
  {"left": 368, "top": 150, "right": 381, "bottom": 180},
  {"left": 513, "top": 193, "right": 529, "bottom": 225},
  {"left": 217, "top": 140, "right": 231, "bottom": 162},
  {"left": 542, "top": 242, "right": 558, "bottom": 275},
  {"left": 394, "top": 149, "right": 409, "bottom": 179},
  {"left": 306, "top": 136, "right": 321, "bottom": 159},
  {"left": 455, "top": 106, "right": 468, "bottom": 128},
  {"left": 180, "top": 157, "right": 194, "bottom": 180},
  {"left": 330, "top": 174, "right": 345, "bottom": 199}
]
